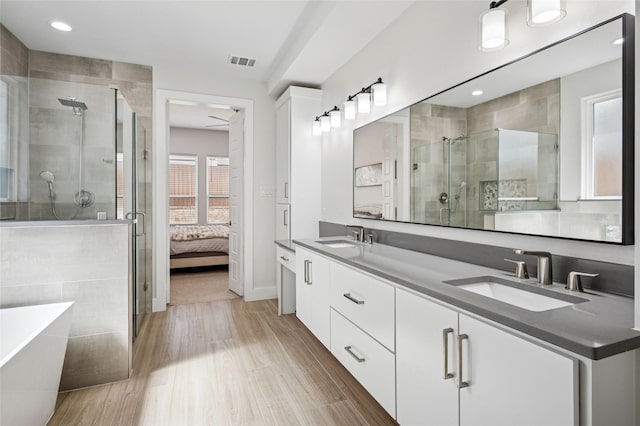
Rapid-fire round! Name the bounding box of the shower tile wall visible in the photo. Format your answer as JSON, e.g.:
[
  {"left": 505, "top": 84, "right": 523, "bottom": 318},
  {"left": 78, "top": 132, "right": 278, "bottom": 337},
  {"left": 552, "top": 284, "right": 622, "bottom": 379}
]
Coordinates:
[
  {"left": 0, "top": 25, "right": 29, "bottom": 220},
  {"left": 28, "top": 50, "right": 154, "bottom": 311},
  {"left": 410, "top": 103, "right": 466, "bottom": 224},
  {"left": 28, "top": 78, "right": 115, "bottom": 220},
  {"left": 0, "top": 222, "right": 131, "bottom": 390},
  {"left": 465, "top": 79, "right": 560, "bottom": 229}
]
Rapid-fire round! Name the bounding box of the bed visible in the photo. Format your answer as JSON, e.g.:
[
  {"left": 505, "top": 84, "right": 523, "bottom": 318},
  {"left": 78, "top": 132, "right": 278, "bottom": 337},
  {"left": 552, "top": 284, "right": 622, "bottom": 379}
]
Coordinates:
[{"left": 170, "top": 224, "right": 229, "bottom": 269}]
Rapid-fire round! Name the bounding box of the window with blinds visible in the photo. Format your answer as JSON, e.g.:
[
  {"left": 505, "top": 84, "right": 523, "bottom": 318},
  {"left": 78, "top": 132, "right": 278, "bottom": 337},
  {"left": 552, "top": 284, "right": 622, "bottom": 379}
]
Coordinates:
[
  {"left": 169, "top": 154, "right": 198, "bottom": 224},
  {"left": 207, "top": 156, "right": 229, "bottom": 223}
]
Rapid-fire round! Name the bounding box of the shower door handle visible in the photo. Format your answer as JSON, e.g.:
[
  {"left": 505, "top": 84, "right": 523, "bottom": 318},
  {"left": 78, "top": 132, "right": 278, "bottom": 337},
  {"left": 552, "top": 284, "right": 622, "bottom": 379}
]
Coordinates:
[{"left": 126, "top": 212, "right": 146, "bottom": 237}]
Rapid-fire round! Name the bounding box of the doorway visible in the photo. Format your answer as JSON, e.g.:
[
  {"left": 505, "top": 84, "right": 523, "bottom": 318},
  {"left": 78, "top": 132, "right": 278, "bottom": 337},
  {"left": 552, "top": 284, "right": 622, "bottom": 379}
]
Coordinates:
[{"left": 153, "top": 90, "right": 254, "bottom": 311}]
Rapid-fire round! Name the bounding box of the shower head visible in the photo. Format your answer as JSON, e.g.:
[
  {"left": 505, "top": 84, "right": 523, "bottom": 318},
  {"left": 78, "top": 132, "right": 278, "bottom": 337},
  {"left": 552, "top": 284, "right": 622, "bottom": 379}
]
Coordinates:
[
  {"left": 39, "top": 171, "right": 56, "bottom": 199},
  {"left": 58, "top": 97, "right": 88, "bottom": 111},
  {"left": 39, "top": 170, "right": 55, "bottom": 183}
]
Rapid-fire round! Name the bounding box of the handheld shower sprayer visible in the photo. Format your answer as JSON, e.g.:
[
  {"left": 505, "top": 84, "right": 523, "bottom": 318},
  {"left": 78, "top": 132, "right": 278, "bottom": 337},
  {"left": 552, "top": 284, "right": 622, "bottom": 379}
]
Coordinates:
[{"left": 39, "top": 171, "right": 56, "bottom": 199}]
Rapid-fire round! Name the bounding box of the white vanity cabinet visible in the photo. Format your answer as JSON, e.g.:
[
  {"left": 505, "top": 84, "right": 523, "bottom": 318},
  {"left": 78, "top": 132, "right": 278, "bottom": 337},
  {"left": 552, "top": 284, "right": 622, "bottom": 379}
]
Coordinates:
[
  {"left": 295, "top": 246, "right": 331, "bottom": 349},
  {"left": 396, "top": 288, "right": 578, "bottom": 426},
  {"left": 274, "top": 86, "right": 322, "bottom": 240}
]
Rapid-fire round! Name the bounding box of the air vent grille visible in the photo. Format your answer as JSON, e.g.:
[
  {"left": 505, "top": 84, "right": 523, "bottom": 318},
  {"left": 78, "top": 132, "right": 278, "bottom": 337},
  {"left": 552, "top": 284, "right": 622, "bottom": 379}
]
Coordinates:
[{"left": 229, "top": 55, "right": 256, "bottom": 67}]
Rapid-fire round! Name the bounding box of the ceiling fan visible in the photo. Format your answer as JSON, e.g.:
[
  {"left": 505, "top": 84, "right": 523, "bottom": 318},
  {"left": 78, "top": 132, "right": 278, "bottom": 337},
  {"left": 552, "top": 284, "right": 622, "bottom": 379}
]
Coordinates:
[{"left": 206, "top": 114, "right": 229, "bottom": 128}]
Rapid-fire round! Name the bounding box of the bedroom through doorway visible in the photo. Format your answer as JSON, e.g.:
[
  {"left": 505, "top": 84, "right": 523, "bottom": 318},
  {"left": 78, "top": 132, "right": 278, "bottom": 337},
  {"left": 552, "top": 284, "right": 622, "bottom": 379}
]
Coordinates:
[{"left": 167, "top": 101, "right": 237, "bottom": 305}]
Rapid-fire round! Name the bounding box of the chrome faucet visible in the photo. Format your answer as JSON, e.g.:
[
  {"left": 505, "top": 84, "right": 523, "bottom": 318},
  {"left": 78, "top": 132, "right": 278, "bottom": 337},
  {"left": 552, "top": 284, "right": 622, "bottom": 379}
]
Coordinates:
[
  {"left": 513, "top": 249, "right": 553, "bottom": 285},
  {"left": 345, "top": 225, "right": 365, "bottom": 242}
]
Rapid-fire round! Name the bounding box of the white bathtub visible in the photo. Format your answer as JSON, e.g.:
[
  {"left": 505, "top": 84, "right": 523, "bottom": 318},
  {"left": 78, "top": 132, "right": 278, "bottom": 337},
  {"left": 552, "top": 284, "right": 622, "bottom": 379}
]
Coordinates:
[{"left": 1, "top": 302, "right": 74, "bottom": 426}]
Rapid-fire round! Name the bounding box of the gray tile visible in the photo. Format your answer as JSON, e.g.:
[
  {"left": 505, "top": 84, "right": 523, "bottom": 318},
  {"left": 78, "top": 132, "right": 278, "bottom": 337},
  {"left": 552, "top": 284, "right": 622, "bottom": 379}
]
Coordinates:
[
  {"left": 60, "top": 331, "right": 129, "bottom": 391},
  {"left": 111, "top": 62, "right": 152, "bottom": 84},
  {"left": 29, "top": 50, "right": 113, "bottom": 79},
  {"left": 0, "top": 283, "right": 63, "bottom": 306},
  {"left": 62, "top": 278, "right": 128, "bottom": 337}
]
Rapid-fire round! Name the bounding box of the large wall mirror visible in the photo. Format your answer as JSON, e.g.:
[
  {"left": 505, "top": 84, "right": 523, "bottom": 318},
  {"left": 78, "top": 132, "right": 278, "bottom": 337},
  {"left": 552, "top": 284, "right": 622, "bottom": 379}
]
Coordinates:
[{"left": 353, "top": 14, "right": 635, "bottom": 244}]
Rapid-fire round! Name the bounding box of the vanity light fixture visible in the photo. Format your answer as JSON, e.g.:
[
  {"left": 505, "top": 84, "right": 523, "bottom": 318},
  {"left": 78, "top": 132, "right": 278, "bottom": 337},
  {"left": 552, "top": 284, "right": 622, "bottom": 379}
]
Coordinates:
[
  {"left": 313, "top": 77, "right": 387, "bottom": 133},
  {"left": 50, "top": 21, "right": 72, "bottom": 32},
  {"left": 527, "top": 0, "right": 566, "bottom": 27},
  {"left": 320, "top": 114, "right": 331, "bottom": 132},
  {"left": 479, "top": 0, "right": 566, "bottom": 51},
  {"left": 357, "top": 91, "right": 371, "bottom": 113},
  {"left": 480, "top": 2, "right": 509, "bottom": 51},
  {"left": 472, "top": 89, "right": 484, "bottom": 96},
  {"left": 329, "top": 106, "right": 341, "bottom": 128},
  {"left": 371, "top": 78, "right": 387, "bottom": 106},
  {"left": 312, "top": 117, "right": 322, "bottom": 136},
  {"left": 344, "top": 96, "right": 357, "bottom": 120}
]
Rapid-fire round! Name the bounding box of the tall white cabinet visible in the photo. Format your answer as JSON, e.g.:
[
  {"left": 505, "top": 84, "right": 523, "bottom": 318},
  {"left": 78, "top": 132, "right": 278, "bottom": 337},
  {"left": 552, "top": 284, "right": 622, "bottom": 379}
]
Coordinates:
[{"left": 275, "top": 86, "right": 322, "bottom": 241}]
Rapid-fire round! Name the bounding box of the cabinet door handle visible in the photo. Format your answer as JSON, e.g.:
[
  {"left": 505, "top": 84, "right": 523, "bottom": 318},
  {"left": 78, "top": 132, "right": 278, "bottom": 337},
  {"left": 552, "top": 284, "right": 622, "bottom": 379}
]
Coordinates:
[
  {"left": 344, "top": 346, "right": 365, "bottom": 363},
  {"left": 307, "top": 260, "right": 313, "bottom": 285},
  {"left": 442, "top": 328, "right": 454, "bottom": 380},
  {"left": 303, "top": 260, "right": 309, "bottom": 283},
  {"left": 283, "top": 209, "right": 288, "bottom": 226},
  {"left": 343, "top": 293, "right": 365, "bottom": 305},
  {"left": 284, "top": 182, "right": 288, "bottom": 199},
  {"left": 280, "top": 256, "right": 289, "bottom": 262},
  {"left": 456, "top": 334, "right": 469, "bottom": 389}
]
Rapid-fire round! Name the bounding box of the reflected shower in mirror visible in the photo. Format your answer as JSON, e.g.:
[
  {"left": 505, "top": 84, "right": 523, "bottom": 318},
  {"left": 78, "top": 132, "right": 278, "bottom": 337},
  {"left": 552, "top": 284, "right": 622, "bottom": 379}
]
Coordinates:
[{"left": 353, "top": 14, "right": 634, "bottom": 244}]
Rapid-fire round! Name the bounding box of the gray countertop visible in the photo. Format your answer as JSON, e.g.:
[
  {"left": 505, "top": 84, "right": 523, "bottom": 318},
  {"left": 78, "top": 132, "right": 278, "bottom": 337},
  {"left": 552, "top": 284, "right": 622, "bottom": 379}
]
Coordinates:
[
  {"left": 275, "top": 239, "right": 296, "bottom": 251},
  {"left": 293, "top": 237, "right": 640, "bottom": 360}
]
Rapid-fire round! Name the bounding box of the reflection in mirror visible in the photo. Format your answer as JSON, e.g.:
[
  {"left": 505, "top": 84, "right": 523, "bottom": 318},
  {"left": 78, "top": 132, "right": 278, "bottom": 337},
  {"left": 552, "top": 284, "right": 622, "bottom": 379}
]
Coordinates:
[{"left": 353, "top": 14, "right": 633, "bottom": 244}]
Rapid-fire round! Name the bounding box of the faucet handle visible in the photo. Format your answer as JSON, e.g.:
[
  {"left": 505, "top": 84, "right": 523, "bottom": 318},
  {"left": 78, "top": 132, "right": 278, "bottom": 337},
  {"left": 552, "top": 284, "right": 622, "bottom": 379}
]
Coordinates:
[
  {"left": 566, "top": 271, "right": 598, "bottom": 292},
  {"left": 504, "top": 259, "right": 529, "bottom": 279},
  {"left": 367, "top": 233, "right": 374, "bottom": 244}
]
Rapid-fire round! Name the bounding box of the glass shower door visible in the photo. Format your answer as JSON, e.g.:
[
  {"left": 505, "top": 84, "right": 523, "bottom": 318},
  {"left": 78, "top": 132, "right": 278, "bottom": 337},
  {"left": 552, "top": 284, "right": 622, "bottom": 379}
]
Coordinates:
[{"left": 120, "top": 97, "right": 148, "bottom": 339}]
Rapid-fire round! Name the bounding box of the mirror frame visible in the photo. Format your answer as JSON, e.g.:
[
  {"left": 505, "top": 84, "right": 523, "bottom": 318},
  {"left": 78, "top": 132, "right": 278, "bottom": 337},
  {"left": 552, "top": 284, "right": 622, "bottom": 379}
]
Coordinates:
[{"left": 353, "top": 13, "right": 635, "bottom": 245}]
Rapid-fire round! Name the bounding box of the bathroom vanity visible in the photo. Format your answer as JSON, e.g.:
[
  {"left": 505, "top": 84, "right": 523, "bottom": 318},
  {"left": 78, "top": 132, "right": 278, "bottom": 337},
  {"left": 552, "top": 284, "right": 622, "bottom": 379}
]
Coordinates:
[{"left": 289, "top": 237, "right": 639, "bottom": 426}]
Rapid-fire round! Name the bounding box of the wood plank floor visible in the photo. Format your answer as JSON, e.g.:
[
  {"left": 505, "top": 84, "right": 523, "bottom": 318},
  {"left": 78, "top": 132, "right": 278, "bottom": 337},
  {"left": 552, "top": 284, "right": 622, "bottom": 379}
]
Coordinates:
[
  {"left": 170, "top": 267, "right": 239, "bottom": 305},
  {"left": 49, "top": 297, "right": 397, "bottom": 425}
]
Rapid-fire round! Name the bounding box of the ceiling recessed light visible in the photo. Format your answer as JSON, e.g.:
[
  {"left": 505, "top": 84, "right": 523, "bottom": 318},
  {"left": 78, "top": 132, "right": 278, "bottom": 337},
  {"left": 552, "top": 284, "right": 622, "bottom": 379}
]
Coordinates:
[
  {"left": 612, "top": 37, "right": 624, "bottom": 45},
  {"left": 50, "top": 21, "right": 72, "bottom": 32},
  {"left": 472, "top": 90, "right": 484, "bottom": 96}
]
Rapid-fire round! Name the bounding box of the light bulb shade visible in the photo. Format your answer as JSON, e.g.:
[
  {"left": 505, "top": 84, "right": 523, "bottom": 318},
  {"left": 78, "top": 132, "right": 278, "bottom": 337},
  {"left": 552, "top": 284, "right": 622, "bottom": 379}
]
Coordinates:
[
  {"left": 329, "top": 109, "right": 341, "bottom": 128},
  {"left": 312, "top": 119, "right": 321, "bottom": 136},
  {"left": 344, "top": 99, "right": 356, "bottom": 120},
  {"left": 320, "top": 115, "right": 331, "bottom": 132},
  {"left": 372, "top": 81, "right": 387, "bottom": 106},
  {"left": 479, "top": 7, "right": 509, "bottom": 52},
  {"left": 357, "top": 92, "right": 371, "bottom": 113},
  {"left": 527, "top": 0, "right": 566, "bottom": 27}
]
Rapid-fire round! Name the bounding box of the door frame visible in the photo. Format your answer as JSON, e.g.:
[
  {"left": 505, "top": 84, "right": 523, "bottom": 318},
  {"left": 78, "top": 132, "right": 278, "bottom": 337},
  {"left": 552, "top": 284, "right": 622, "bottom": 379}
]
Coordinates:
[{"left": 153, "top": 89, "right": 254, "bottom": 311}]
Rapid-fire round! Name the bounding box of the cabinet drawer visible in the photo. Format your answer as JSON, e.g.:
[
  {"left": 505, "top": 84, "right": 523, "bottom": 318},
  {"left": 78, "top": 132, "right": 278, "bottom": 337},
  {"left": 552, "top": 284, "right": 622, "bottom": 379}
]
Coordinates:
[
  {"left": 330, "top": 309, "right": 395, "bottom": 418},
  {"left": 276, "top": 246, "right": 296, "bottom": 272},
  {"left": 330, "top": 262, "right": 395, "bottom": 351}
]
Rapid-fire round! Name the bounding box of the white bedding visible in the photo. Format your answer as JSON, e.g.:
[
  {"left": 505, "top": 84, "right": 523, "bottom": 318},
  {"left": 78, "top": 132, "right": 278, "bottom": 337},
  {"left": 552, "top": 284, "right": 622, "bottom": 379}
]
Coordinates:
[{"left": 170, "top": 238, "right": 229, "bottom": 255}]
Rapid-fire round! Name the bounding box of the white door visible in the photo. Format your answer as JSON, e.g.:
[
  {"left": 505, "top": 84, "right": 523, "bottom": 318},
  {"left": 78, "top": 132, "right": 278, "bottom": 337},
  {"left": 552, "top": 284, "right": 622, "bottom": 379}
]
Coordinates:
[
  {"left": 396, "top": 289, "right": 459, "bottom": 426},
  {"left": 228, "top": 110, "right": 244, "bottom": 296},
  {"left": 458, "top": 313, "right": 578, "bottom": 426}
]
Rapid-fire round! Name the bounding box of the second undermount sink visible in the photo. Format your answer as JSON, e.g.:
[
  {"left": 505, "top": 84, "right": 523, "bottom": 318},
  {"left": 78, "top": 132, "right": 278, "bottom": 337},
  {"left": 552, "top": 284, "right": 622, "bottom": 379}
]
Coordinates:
[
  {"left": 445, "top": 276, "right": 587, "bottom": 312},
  {"left": 316, "top": 240, "right": 358, "bottom": 249}
]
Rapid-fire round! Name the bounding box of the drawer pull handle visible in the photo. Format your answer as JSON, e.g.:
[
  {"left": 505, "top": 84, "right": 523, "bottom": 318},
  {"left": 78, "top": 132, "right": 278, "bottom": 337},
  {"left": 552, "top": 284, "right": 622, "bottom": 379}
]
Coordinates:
[
  {"left": 343, "top": 293, "right": 364, "bottom": 305},
  {"left": 456, "top": 334, "right": 469, "bottom": 389},
  {"left": 344, "top": 346, "right": 365, "bottom": 363},
  {"left": 280, "top": 256, "right": 289, "bottom": 261},
  {"left": 442, "top": 328, "right": 454, "bottom": 380}
]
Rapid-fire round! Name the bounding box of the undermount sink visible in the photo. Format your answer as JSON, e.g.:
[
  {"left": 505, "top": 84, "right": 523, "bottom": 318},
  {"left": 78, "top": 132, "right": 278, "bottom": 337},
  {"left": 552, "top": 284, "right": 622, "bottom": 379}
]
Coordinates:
[
  {"left": 316, "top": 240, "right": 358, "bottom": 249},
  {"left": 445, "top": 276, "right": 587, "bottom": 312}
]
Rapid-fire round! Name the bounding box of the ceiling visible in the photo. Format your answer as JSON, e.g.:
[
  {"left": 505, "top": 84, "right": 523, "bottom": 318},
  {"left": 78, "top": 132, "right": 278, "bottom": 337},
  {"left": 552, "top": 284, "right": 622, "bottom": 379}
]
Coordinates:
[
  {"left": 0, "top": 0, "right": 414, "bottom": 98},
  {"left": 169, "top": 102, "right": 236, "bottom": 131}
]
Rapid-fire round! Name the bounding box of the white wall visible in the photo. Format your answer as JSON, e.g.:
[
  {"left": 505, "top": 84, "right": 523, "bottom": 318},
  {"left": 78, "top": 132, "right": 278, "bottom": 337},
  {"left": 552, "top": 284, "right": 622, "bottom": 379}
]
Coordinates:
[
  {"left": 320, "top": 1, "right": 634, "bottom": 266},
  {"left": 169, "top": 127, "right": 228, "bottom": 225},
  {"left": 155, "top": 69, "right": 277, "bottom": 299},
  {"left": 634, "top": 1, "right": 639, "bottom": 330}
]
